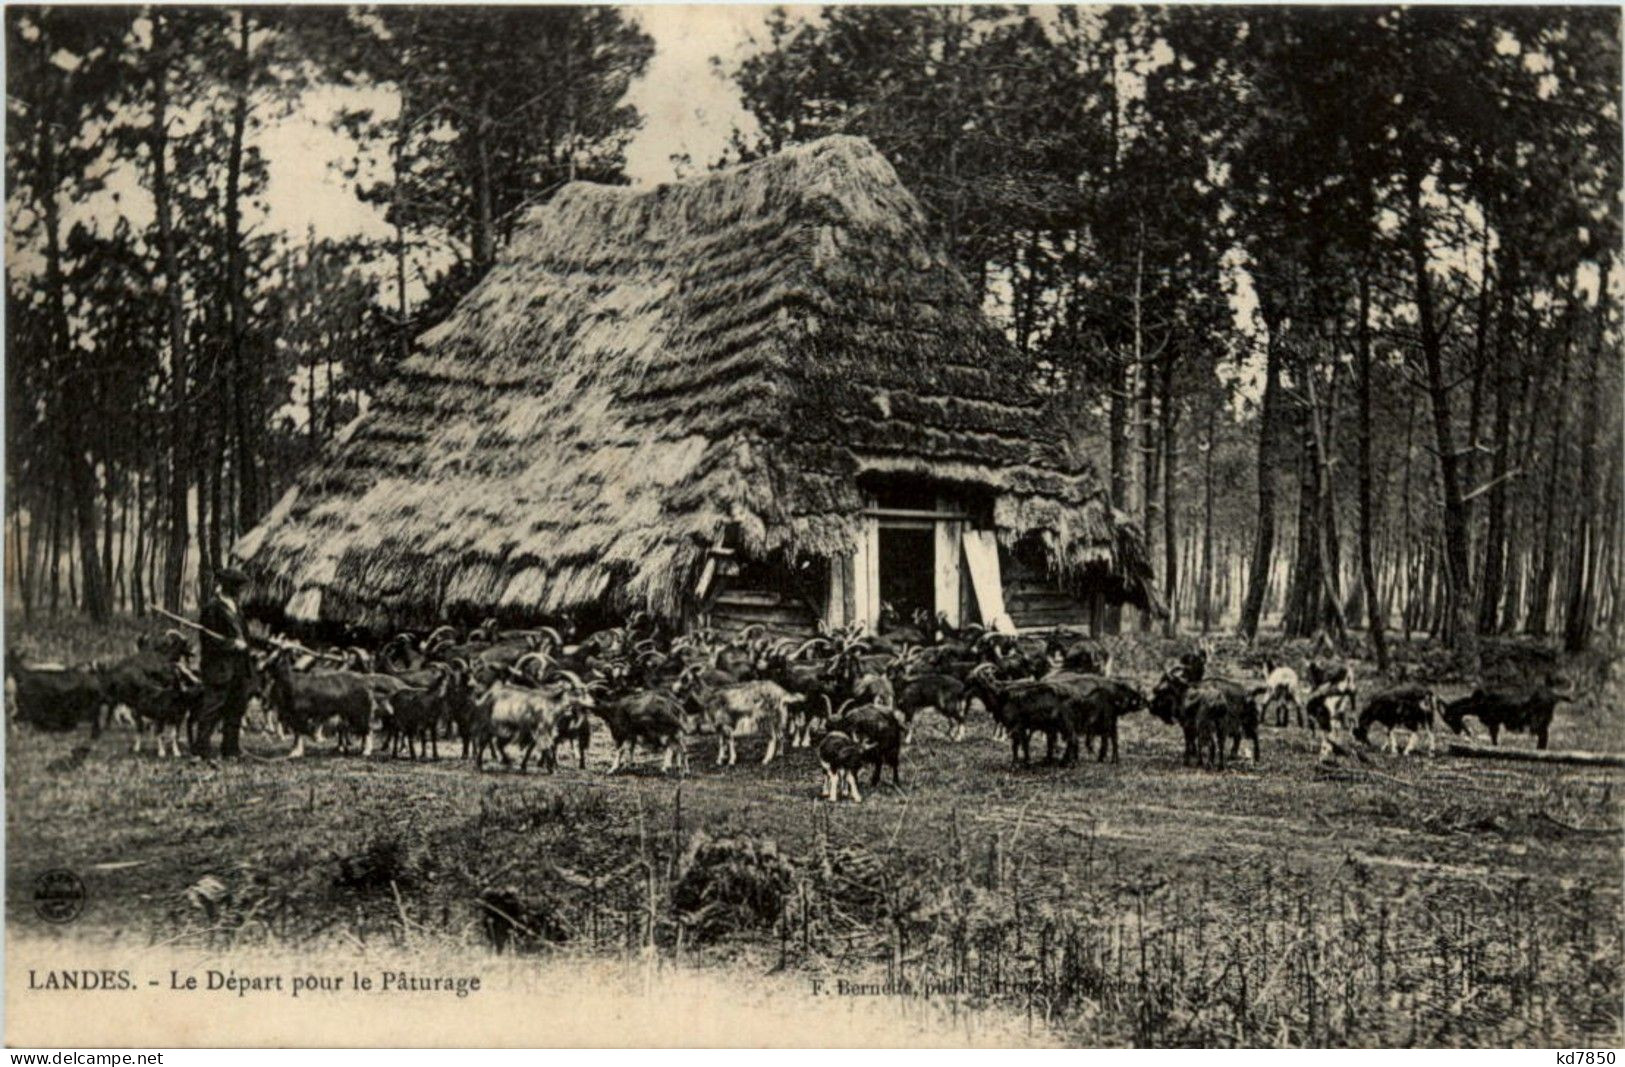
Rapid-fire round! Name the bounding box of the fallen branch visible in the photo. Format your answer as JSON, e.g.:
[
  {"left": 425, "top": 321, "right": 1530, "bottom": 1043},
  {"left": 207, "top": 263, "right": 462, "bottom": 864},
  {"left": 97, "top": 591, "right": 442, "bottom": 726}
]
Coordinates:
[
  {"left": 1535, "top": 811, "right": 1620, "bottom": 836},
  {"left": 1445, "top": 741, "right": 1625, "bottom": 768}
]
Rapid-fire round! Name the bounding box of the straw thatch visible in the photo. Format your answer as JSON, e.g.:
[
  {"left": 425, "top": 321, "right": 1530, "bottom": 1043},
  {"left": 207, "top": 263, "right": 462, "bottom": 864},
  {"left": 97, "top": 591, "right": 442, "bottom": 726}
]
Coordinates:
[{"left": 236, "top": 136, "right": 1155, "bottom": 626}]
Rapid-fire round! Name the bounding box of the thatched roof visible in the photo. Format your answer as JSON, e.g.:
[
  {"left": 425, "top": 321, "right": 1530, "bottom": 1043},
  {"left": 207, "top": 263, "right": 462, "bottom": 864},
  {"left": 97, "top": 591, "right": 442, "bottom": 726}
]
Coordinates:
[{"left": 236, "top": 135, "right": 1154, "bottom": 626}]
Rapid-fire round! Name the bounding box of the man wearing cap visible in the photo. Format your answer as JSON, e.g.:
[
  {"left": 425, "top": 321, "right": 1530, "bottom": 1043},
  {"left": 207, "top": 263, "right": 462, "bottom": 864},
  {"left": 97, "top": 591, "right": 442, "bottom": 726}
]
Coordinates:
[{"left": 193, "top": 567, "right": 254, "bottom": 760}]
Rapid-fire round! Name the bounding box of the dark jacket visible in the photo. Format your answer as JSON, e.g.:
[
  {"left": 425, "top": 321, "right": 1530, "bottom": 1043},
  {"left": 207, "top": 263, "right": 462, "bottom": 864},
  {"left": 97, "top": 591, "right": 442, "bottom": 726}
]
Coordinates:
[{"left": 199, "top": 594, "right": 252, "bottom": 685}]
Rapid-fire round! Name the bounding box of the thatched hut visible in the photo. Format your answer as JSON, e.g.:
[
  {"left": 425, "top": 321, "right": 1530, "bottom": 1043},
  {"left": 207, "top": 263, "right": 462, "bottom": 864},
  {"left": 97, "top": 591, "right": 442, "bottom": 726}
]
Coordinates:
[{"left": 235, "top": 136, "right": 1158, "bottom": 636}]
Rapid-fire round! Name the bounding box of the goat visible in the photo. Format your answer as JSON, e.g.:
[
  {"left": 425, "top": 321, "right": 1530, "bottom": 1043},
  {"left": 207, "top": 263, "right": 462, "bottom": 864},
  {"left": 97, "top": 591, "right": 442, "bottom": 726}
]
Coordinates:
[
  {"left": 262, "top": 651, "right": 387, "bottom": 757},
  {"left": 756, "top": 641, "right": 836, "bottom": 747},
  {"left": 1150, "top": 669, "right": 1258, "bottom": 768},
  {"left": 762, "top": 637, "right": 886, "bottom": 748},
  {"left": 1441, "top": 685, "right": 1564, "bottom": 750},
  {"left": 875, "top": 604, "right": 934, "bottom": 648},
  {"left": 1260, "top": 658, "right": 1303, "bottom": 728},
  {"left": 713, "top": 642, "right": 757, "bottom": 682},
  {"left": 1303, "top": 685, "right": 1356, "bottom": 759},
  {"left": 470, "top": 675, "right": 594, "bottom": 773},
  {"left": 683, "top": 679, "right": 800, "bottom": 765},
  {"left": 853, "top": 670, "right": 894, "bottom": 707},
  {"left": 1185, "top": 680, "right": 1261, "bottom": 770},
  {"left": 1149, "top": 668, "right": 1198, "bottom": 762},
  {"left": 1354, "top": 685, "right": 1441, "bottom": 756},
  {"left": 967, "top": 666, "right": 1075, "bottom": 767},
  {"left": 818, "top": 731, "right": 876, "bottom": 803},
  {"left": 384, "top": 669, "right": 461, "bottom": 761},
  {"left": 1050, "top": 675, "right": 1145, "bottom": 764},
  {"left": 98, "top": 641, "right": 201, "bottom": 749},
  {"left": 1049, "top": 635, "right": 1112, "bottom": 676},
  {"left": 128, "top": 663, "right": 203, "bottom": 758},
  {"left": 827, "top": 703, "right": 904, "bottom": 787},
  {"left": 9, "top": 663, "right": 107, "bottom": 738},
  {"left": 593, "top": 690, "right": 696, "bottom": 775},
  {"left": 893, "top": 673, "right": 968, "bottom": 742},
  {"left": 377, "top": 632, "right": 425, "bottom": 674},
  {"left": 1306, "top": 660, "right": 1351, "bottom": 691},
  {"left": 984, "top": 635, "right": 1051, "bottom": 684}
]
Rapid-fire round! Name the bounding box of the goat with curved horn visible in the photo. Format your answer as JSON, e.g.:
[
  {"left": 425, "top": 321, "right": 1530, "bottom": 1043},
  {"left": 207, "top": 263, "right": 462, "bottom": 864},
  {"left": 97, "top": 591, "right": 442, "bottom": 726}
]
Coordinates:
[
  {"left": 423, "top": 625, "right": 459, "bottom": 649},
  {"left": 512, "top": 652, "right": 552, "bottom": 680},
  {"left": 546, "top": 668, "right": 587, "bottom": 689},
  {"left": 789, "top": 637, "right": 829, "bottom": 661}
]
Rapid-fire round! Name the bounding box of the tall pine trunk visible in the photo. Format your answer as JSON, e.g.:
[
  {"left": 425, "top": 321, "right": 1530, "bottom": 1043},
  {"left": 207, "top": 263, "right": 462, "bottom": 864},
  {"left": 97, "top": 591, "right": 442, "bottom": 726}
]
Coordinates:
[
  {"left": 1105, "top": 351, "right": 1127, "bottom": 635},
  {"left": 1563, "top": 307, "right": 1605, "bottom": 652},
  {"left": 1284, "top": 366, "right": 1323, "bottom": 640},
  {"left": 1239, "top": 310, "right": 1283, "bottom": 640},
  {"left": 1355, "top": 268, "right": 1388, "bottom": 667},
  {"left": 1199, "top": 403, "right": 1216, "bottom": 633},
  {"left": 152, "top": 11, "right": 191, "bottom": 611},
  {"left": 1404, "top": 163, "right": 1475, "bottom": 658},
  {"left": 227, "top": 10, "right": 259, "bottom": 535},
  {"left": 1160, "top": 343, "right": 1177, "bottom": 636},
  {"left": 1528, "top": 304, "right": 1573, "bottom": 637},
  {"left": 33, "top": 60, "right": 110, "bottom": 621},
  {"left": 1303, "top": 349, "right": 1348, "bottom": 645},
  {"left": 1476, "top": 256, "right": 1518, "bottom": 633}
]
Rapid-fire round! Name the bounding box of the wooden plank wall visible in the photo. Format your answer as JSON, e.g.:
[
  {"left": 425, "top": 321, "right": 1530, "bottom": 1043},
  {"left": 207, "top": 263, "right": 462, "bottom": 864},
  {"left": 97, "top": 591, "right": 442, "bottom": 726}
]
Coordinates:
[
  {"left": 1002, "top": 551, "right": 1092, "bottom": 631},
  {"left": 707, "top": 587, "right": 819, "bottom": 638}
]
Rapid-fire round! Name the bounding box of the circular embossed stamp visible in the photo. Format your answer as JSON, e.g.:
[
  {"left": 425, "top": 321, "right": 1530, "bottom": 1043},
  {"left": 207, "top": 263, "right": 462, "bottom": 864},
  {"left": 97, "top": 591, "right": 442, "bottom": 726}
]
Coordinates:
[{"left": 33, "top": 868, "right": 86, "bottom": 924}]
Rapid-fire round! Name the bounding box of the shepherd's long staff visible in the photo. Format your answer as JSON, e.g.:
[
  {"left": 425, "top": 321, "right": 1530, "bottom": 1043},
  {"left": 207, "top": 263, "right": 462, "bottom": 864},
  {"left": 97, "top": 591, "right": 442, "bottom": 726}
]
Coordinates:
[{"left": 146, "top": 606, "right": 344, "bottom": 663}]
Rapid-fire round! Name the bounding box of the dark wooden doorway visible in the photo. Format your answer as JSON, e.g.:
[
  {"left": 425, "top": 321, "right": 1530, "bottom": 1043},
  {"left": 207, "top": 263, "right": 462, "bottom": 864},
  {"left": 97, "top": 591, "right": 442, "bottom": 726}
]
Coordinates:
[{"left": 877, "top": 524, "right": 934, "bottom": 628}]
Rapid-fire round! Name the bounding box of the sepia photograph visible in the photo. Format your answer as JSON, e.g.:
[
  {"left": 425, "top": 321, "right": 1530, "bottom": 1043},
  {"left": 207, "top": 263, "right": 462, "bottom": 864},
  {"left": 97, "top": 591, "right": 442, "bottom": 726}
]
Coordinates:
[{"left": 3, "top": 2, "right": 1622, "bottom": 1050}]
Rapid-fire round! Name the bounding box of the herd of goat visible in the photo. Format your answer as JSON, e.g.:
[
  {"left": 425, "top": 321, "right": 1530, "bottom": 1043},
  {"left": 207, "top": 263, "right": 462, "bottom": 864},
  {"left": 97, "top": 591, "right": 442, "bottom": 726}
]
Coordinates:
[{"left": 6, "top": 612, "right": 1573, "bottom": 801}]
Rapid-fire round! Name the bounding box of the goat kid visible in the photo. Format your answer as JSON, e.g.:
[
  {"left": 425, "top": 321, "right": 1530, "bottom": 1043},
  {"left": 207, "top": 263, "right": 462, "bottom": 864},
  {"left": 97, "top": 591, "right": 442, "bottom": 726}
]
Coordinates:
[
  {"left": 1259, "top": 659, "right": 1303, "bottom": 728},
  {"left": 827, "top": 703, "right": 905, "bottom": 787},
  {"left": 818, "top": 730, "right": 877, "bottom": 802}
]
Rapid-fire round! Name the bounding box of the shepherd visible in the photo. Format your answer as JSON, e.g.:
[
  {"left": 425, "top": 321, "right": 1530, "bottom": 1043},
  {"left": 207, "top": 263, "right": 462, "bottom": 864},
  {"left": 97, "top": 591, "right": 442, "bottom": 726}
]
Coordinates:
[{"left": 192, "top": 567, "right": 254, "bottom": 761}]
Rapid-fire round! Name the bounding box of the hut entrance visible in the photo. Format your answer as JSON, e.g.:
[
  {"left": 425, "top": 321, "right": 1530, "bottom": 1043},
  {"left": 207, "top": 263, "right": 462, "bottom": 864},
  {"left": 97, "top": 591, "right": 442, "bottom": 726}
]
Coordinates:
[
  {"left": 877, "top": 524, "right": 935, "bottom": 629},
  {"left": 829, "top": 483, "right": 989, "bottom": 634}
]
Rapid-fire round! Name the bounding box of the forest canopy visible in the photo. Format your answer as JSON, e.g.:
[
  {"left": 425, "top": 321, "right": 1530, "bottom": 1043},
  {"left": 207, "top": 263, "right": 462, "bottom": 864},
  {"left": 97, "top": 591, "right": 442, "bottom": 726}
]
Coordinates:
[{"left": 6, "top": 5, "right": 1620, "bottom": 658}]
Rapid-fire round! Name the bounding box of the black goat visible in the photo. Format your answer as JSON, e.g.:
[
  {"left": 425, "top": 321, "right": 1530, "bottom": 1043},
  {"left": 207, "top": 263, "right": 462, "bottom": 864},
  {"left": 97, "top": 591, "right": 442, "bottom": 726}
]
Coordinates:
[
  {"left": 817, "top": 731, "right": 876, "bottom": 803},
  {"left": 1054, "top": 637, "right": 1112, "bottom": 676},
  {"left": 893, "top": 673, "right": 968, "bottom": 742},
  {"left": 1441, "top": 685, "right": 1565, "bottom": 750},
  {"left": 1354, "top": 685, "right": 1441, "bottom": 755},
  {"left": 592, "top": 690, "right": 696, "bottom": 774},
  {"left": 827, "top": 704, "right": 904, "bottom": 787},
  {"left": 1186, "top": 681, "right": 1260, "bottom": 770},
  {"left": 968, "top": 669, "right": 1075, "bottom": 767},
  {"left": 1053, "top": 676, "right": 1145, "bottom": 764},
  {"left": 9, "top": 663, "right": 107, "bottom": 737},
  {"left": 1150, "top": 669, "right": 1258, "bottom": 769}
]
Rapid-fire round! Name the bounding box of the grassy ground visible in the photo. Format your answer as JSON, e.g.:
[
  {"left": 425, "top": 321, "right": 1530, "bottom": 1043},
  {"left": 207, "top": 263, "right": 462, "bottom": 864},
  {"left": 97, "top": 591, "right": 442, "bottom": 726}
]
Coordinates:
[{"left": 6, "top": 616, "right": 1623, "bottom": 1047}]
